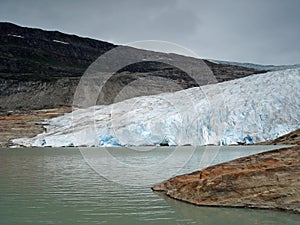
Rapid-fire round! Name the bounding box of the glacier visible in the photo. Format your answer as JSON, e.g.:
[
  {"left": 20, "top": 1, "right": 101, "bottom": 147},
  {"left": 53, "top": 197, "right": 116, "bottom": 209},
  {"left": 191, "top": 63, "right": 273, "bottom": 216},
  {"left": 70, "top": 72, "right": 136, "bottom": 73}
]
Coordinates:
[{"left": 13, "top": 68, "right": 300, "bottom": 147}]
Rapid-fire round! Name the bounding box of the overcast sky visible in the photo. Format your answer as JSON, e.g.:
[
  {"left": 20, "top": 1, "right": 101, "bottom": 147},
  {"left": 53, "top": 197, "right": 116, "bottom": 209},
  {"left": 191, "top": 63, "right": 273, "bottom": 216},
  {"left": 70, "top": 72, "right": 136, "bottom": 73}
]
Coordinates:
[{"left": 1, "top": 0, "right": 299, "bottom": 65}]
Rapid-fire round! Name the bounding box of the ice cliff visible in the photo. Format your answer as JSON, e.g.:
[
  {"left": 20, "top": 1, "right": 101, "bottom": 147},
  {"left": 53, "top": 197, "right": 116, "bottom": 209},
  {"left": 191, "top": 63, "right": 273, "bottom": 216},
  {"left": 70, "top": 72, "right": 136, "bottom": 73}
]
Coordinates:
[{"left": 13, "top": 69, "right": 300, "bottom": 147}]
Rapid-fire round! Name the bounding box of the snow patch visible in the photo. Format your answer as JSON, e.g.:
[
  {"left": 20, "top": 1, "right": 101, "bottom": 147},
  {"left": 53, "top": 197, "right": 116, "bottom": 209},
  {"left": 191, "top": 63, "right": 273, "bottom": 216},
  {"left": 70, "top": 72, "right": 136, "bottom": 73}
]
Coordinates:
[
  {"left": 7, "top": 34, "right": 24, "bottom": 38},
  {"left": 53, "top": 40, "right": 69, "bottom": 45}
]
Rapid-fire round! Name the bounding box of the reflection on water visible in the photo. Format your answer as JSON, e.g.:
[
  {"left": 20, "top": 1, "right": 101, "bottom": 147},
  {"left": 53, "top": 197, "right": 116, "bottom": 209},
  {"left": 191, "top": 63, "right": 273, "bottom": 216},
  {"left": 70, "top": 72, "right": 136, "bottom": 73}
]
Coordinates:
[{"left": 0, "top": 146, "right": 299, "bottom": 225}]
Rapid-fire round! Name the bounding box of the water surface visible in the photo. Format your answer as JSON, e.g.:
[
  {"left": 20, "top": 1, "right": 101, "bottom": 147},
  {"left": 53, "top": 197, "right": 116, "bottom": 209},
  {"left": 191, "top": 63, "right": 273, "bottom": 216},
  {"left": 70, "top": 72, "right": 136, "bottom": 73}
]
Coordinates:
[{"left": 0, "top": 146, "right": 299, "bottom": 225}]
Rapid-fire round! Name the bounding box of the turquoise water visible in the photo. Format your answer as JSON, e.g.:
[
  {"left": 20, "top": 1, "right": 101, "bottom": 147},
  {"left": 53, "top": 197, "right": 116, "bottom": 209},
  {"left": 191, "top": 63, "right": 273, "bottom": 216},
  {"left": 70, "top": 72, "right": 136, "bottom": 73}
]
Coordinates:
[{"left": 0, "top": 146, "right": 299, "bottom": 225}]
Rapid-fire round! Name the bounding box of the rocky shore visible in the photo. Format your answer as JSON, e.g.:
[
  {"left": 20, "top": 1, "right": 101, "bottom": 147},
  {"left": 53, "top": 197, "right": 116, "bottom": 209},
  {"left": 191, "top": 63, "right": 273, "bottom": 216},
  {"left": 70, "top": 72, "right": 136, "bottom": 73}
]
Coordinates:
[{"left": 152, "top": 145, "right": 300, "bottom": 213}]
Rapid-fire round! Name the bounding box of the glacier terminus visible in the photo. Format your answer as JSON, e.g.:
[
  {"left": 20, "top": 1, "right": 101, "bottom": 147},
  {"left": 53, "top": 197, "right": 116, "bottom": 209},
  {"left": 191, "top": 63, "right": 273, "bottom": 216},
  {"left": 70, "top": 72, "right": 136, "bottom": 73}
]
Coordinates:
[{"left": 13, "top": 68, "right": 300, "bottom": 147}]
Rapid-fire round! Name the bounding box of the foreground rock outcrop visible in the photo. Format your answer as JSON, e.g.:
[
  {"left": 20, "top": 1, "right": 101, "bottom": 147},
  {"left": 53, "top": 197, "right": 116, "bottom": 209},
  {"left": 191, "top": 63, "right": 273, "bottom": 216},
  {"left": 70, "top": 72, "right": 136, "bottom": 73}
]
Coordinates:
[{"left": 152, "top": 145, "right": 300, "bottom": 213}]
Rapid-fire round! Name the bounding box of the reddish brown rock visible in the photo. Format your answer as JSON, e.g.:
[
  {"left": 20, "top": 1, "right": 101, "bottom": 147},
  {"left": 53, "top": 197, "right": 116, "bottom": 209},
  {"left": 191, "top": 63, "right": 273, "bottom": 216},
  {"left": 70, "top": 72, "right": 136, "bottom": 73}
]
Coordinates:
[
  {"left": 152, "top": 145, "right": 300, "bottom": 213},
  {"left": 0, "top": 107, "right": 72, "bottom": 147}
]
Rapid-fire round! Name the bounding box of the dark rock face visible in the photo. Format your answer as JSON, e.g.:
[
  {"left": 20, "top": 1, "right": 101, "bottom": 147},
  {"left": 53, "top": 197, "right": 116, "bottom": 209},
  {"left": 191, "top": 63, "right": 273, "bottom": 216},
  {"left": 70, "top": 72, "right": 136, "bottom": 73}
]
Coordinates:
[
  {"left": 0, "top": 22, "right": 115, "bottom": 80},
  {"left": 152, "top": 145, "right": 300, "bottom": 213},
  {"left": 0, "top": 22, "right": 265, "bottom": 111}
]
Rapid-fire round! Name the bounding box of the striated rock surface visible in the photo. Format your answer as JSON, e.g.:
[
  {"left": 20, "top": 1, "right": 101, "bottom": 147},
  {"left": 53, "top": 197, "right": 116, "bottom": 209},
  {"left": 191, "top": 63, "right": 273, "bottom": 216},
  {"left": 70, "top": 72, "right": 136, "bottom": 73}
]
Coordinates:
[{"left": 152, "top": 145, "right": 300, "bottom": 213}]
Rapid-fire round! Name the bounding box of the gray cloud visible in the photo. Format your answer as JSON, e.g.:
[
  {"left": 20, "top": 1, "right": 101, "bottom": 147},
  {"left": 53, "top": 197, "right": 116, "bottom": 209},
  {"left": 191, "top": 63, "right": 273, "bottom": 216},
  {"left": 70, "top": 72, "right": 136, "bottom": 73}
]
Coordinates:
[{"left": 0, "top": 0, "right": 299, "bottom": 65}]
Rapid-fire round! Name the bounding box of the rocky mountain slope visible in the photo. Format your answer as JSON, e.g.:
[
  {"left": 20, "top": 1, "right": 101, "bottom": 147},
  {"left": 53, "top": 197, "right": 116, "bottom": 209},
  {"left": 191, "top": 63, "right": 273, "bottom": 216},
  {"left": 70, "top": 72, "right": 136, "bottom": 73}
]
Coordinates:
[
  {"left": 152, "top": 145, "right": 300, "bottom": 213},
  {"left": 0, "top": 22, "right": 265, "bottom": 111}
]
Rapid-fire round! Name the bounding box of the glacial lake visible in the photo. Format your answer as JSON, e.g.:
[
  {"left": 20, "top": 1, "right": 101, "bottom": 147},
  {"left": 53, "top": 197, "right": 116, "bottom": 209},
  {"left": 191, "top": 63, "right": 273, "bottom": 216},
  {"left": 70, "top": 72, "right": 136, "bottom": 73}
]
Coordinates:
[{"left": 0, "top": 146, "right": 299, "bottom": 225}]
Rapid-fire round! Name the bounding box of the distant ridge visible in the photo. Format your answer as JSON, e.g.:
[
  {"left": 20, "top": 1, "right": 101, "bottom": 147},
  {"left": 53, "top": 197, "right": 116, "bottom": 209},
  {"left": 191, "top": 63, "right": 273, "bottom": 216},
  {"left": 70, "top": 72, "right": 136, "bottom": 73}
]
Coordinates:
[{"left": 208, "top": 59, "right": 300, "bottom": 71}]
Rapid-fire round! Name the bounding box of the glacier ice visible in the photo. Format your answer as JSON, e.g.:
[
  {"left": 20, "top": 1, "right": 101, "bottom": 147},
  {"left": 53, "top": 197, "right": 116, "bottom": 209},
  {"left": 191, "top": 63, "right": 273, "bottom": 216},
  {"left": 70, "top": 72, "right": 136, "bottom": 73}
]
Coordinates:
[
  {"left": 99, "top": 134, "right": 121, "bottom": 147},
  {"left": 13, "top": 68, "right": 300, "bottom": 147}
]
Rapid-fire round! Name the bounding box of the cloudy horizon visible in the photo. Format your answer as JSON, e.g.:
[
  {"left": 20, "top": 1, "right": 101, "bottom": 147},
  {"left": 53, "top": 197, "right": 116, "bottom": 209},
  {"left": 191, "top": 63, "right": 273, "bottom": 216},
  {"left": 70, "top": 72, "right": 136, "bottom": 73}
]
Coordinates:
[{"left": 1, "top": 0, "right": 299, "bottom": 65}]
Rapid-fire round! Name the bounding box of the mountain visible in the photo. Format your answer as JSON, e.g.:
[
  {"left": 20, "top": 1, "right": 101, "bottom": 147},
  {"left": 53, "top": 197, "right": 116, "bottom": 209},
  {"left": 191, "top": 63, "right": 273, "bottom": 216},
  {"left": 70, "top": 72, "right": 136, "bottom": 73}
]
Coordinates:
[
  {"left": 0, "top": 22, "right": 265, "bottom": 111},
  {"left": 0, "top": 22, "right": 115, "bottom": 81},
  {"left": 208, "top": 59, "right": 300, "bottom": 71},
  {"left": 13, "top": 68, "right": 300, "bottom": 147}
]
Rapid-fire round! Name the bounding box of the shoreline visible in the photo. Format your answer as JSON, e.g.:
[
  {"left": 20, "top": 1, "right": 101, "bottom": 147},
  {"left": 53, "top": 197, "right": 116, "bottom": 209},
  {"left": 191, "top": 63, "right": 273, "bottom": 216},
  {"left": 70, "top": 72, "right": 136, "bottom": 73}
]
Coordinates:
[{"left": 2, "top": 108, "right": 299, "bottom": 214}]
